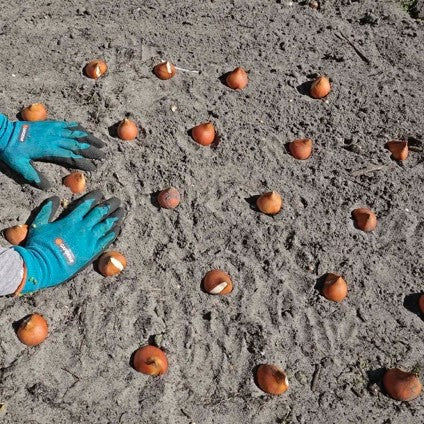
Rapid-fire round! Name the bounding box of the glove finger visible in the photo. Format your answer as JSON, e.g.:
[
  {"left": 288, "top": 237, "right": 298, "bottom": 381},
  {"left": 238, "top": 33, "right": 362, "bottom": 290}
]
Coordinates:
[
  {"left": 61, "top": 129, "right": 89, "bottom": 139},
  {"left": 84, "top": 197, "right": 121, "bottom": 227},
  {"left": 51, "top": 121, "right": 78, "bottom": 129},
  {"left": 63, "top": 190, "right": 104, "bottom": 221},
  {"left": 96, "top": 231, "right": 118, "bottom": 252},
  {"left": 31, "top": 196, "right": 61, "bottom": 228},
  {"left": 92, "top": 216, "right": 119, "bottom": 238},
  {"left": 66, "top": 123, "right": 105, "bottom": 148},
  {"left": 6, "top": 157, "right": 50, "bottom": 190},
  {"left": 40, "top": 156, "right": 96, "bottom": 172},
  {"left": 59, "top": 138, "right": 105, "bottom": 160}
]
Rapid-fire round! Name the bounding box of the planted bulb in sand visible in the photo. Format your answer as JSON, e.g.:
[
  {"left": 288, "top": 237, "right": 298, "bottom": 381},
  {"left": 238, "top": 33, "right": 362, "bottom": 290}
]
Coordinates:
[
  {"left": 203, "top": 269, "right": 233, "bottom": 295},
  {"left": 133, "top": 345, "right": 168, "bottom": 375},
  {"left": 4, "top": 224, "right": 28, "bottom": 245},
  {"left": 310, "top": 75, "right": 331, "bottom": 99},
  {"left": 85, "top": 59, "right": 108, "bottom": 79},
  {"left": 256, "top": 191, "right": 282, "bottom": 215},
  {"left": 117, "top": 118, "right": 138, "bottom": 141},
  {"left": 256, "top": 364, "right": 289, "bottom": 395},
  {"left": 63, "top": 172, "right": 86, "bottom": 194},
  {"left": 16, "top": 313, "right": 48, "bottom": 346},
  {"left": 322, "top": 273, "right": 347, "bottom": 302},
  {"left": 226, "top": 67, "right": 248, "bottom": 90},
  {"left": 387, "top": 140, "right": 408, "bottom": 161},
  {"left": 383, "top": 368, "right": 422, "bottom": 401},
  {"left": 21, "top": 103, "right": 47, "bottom": 121},
  {"left": 191, "top": 122, "right": 215, "bottom": 146},
  {"left": 154, "top": 61, "right": 176, "bottom": 80},
  {"left": 352, "top": 208, "right": 377, "bottom": 232},
  {"left": 98, "top": 251, "right": 127, "bottom": 277},
  {"left": 288, "top": 138, "right": 313, "bottom": 160}
]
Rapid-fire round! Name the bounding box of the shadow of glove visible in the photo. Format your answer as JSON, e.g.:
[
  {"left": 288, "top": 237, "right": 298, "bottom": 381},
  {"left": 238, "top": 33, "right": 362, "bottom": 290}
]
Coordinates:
[
  {"left": 13, "top": 191, "right": 125, "bottom": 294},
  {"left": 0, "top": 113, "right": 105, "bottom": 189}
]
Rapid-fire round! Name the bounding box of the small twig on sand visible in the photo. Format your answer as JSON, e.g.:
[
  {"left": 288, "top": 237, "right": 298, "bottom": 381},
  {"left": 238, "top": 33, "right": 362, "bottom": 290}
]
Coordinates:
[
  {"left": 62, "top": 367, "right": 80, "bottom": 382},
  {"left": 174, "top": 66, "right": 200, "bottom": 74},
  {"left": 351, "top": 164, "right": 387, "bottom": 177},
  {"left": 311, "top": 364, "right": 321, "bottom": 391},
  {"left": 336, "top": 32, "right": 370, "bottom": 65}
]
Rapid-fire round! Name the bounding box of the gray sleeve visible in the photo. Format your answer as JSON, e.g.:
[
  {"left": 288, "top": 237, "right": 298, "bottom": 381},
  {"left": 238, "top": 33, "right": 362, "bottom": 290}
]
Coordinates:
[{"left": 0, "top": 247, "right": 24, "bottom": 296}]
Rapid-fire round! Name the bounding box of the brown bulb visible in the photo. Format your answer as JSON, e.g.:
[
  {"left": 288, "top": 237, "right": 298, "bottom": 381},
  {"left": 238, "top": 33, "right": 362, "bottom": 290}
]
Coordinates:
[
  {"left": 4, "top": 224, "right": 28, "bottom": 245},
  {"left": 84, "top": 59, "right": 108, "bottom": 79},
  {"left": 256, "top": 191, "right": 282, "bottom": 215},
  {"left": 191, "top": 122, "right": 216, "bottom": 146},
  {"left": 202, "top": 269, "right": 233, "bottom": 295},
  {"left": 256, "top": 364, "right": 289, "bottom": 395},
  {"left": 98, "top": 251, "right": 127, "bottom": 277},
  {"left": 21, "top": 103, "right": 48, "bottom": 121},
  {"left": 310, "top": 75, "right": 331, "bottom": 99},
  {"left": 133, "top": 345, "right": 168, "bottom": 375},
  {"left": 226, "top": 67, "right": 248, "bottom": 90},
  {"left": 16, "top": 314, "right": 48, "bottom": 346},
  {"left": 63, "top": 172, "right": 86, "bottom": 194},
  {"left": 383, "top": 368, "right": 422, "bottom": 401},
  {"left": 418, "top": 294, "right": 424, "bottom": 314},
  {"left": 117, "top": 118, "right": 138, "bottom": 141},
  {"left": 322, "top": 273, "right": 348, "bottom": 302},
  {"left": 352, "top": 207, "right": 377, "bottom": 232},
  {"left": 157, "top": 187, "right": 180, "bottom": 209},
  {"left": 387, "top": 140, "right": 408, "bottom": 161},
  {"left": 288, "top": 138, "right": 313, "bottom": 160},
  {"left": 154, "top": 61, "right": 176, "bottom": 80}
]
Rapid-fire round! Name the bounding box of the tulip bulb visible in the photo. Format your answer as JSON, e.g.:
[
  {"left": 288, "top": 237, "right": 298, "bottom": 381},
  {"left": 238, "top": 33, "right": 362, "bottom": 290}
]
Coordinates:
[
  {"left": 133, "top": 345, "right": 168, "bottom": 375},
  {"left": 352, "top": 208, "right": 377, "bottom": 232},
  {"left": 256, "top": 364, "right": 289, "bottom": 395},
  {"left": 154, "top": 61, "right": 176, "bottom": 80},
  {"left": 21, "top": 103, "right": 48, "bottom": 121},
  {"left": 226, "top": 67, "right": 248, "bottom": 90},
  {"left": 191, "top": 122, "right": 216, "bottom": 146},
  {"left": 203, "top": 269, "right": 233, "bottom": 295},
  {"left": 85, "top": 59, "right": 108, "bottom": 79},
  {"left": 4, "top": 224, "right": 28, "bottom": 245},
  {"left": 310, "top": 75, "right": 331, "bottom": 99},
  {"left": 98, "top": 251, "right": 127, "bottom": 277},
  {"left": 418, "top": 294, "right": 424, "bottom": 314},
  {"left": 322, "top": 273, "right": 348, "bottom": 302},
  {"left": 387, "top": 140, "right": 408, "bottom": 161},
  {"left": 256, "top": 191, "right": 282, "bottom": 215},
  {"left": 16, "top": 313, "right": 48, "bottom": 346},
  {"left": 158, "top": 187, "right": 180, "bottom": 209},
  {"left": 383, "top": 368, "right": 422, "bottom": 401},
  {"left": 117, "top": 118, "right": 138, "bottom": 141},
  {"left": 63, "top": 172, "right": 86, "bottom": 194},
  {"left": 288, "top": 138, "right": 313, "bottom": 160}
]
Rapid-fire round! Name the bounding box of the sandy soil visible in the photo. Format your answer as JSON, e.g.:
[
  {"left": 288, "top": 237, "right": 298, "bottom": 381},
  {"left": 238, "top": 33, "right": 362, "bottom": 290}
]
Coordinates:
[{"left": 0, "top": 0, "right": 423, "bottom": 423}]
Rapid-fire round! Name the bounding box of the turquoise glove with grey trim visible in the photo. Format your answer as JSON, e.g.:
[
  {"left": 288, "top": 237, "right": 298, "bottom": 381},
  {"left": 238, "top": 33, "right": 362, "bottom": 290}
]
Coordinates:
[
  {"left": 13, "top": 191, "right": 125, "bottom": 294},
  {"left": 0, "top": 113, "right": 105, "bottom": 189}
]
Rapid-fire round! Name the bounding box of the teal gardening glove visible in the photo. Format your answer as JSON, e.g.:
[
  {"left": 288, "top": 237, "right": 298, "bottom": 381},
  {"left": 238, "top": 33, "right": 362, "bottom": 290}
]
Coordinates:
[
  {"left": 13, "top": 191, "right": 125, "bottom": 294},
  {"left": 0, "top": 113, "right": 105, "bottom": 189}
]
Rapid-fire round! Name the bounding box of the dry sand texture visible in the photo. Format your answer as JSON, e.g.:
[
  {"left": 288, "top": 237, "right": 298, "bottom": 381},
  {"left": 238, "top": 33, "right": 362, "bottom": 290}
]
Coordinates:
[{"left": 1, "top": 0, "right": 424, "bottom": 423}]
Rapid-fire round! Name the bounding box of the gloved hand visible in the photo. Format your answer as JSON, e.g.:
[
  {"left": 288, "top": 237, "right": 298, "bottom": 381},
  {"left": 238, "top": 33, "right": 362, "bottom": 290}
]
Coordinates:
[
  {"left": 0, "top": 113, "right": 105, "bottom": 189},
  {"left": 13, "top": 191, "right": 125, "bottom": 295}
]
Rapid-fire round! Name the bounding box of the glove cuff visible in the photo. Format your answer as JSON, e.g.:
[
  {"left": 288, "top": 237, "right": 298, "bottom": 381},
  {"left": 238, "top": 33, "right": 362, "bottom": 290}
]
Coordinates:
[
  {"left": 12, "top": 246, "right": 45, "bottom": 294},
  {"left": 13, "top": 263, "right": 27, "bottom": 296},
  {"left": 0, "top": 114, "right": 13, "bottom": 152}
]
